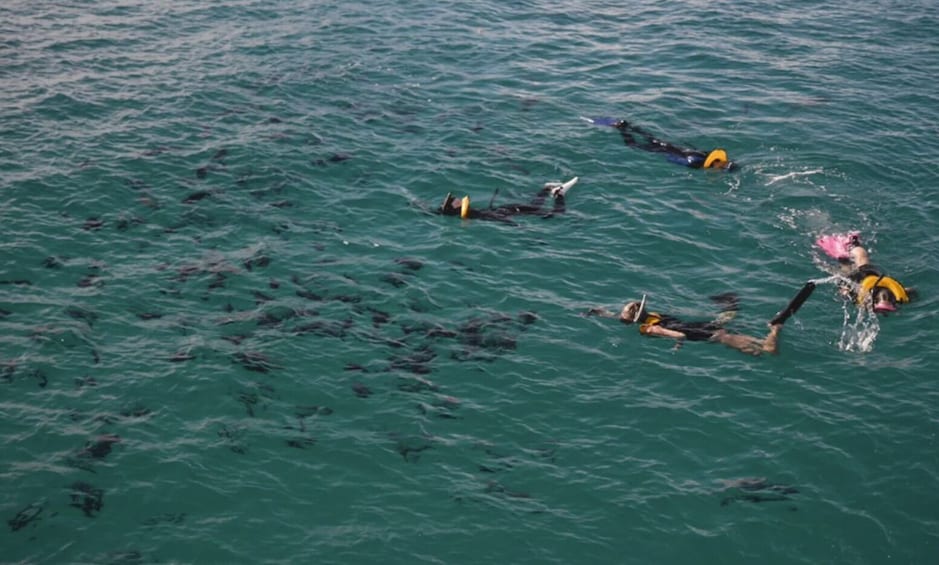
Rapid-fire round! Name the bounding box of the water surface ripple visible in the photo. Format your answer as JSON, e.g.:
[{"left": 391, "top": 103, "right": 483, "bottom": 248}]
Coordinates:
[{"left": 2, "top": 1, "right": 939, "bottom": 563}]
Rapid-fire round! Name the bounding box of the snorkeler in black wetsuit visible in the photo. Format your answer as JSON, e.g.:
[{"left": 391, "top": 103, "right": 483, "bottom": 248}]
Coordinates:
[
  {"left": 585, "top": 117, "right": 736, "bottom": 170},
  {"left": 626, "top": 292, "right": 741, "bottom": 340},
  {"left": 438, "top": 178, "right": 576, "bottom": 223},
  {"left": 589, "top": 292, "right": 791, "bottom": 356}
]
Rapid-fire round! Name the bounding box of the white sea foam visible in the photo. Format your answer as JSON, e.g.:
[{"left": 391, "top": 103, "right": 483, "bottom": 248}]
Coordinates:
[{"left": 765, "top": 168, "right": 825, "bottom": 186}]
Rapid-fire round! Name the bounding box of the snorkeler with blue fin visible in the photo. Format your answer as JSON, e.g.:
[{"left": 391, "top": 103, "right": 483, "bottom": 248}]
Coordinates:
[{"left": 582, "top": 117, "right": 737, "bottom": 171}]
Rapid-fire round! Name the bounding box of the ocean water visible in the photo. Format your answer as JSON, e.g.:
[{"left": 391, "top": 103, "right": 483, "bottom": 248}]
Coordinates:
[{"left": 2, "top": 1, "right": 939, "bottom": 563}]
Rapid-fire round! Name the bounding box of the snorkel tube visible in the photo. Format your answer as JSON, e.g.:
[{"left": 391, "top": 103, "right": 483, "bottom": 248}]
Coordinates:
[{"left": 634, "top": 294, "right": 647, "bottom": 323}]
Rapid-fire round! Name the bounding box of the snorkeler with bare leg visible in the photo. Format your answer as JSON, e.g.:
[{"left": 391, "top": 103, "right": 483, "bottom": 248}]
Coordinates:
[{"left": 588, "top": 291, "right": 809, "bottom": 356}]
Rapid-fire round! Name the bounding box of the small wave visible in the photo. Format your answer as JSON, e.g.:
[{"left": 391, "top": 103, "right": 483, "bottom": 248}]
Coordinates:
[{"left": 765, "top": 168, "right": 825, "bottom": 186}]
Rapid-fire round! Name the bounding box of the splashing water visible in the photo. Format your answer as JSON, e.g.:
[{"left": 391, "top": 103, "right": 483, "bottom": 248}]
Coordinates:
[
  {"left": 807, "top": 275, "right": 881, "bottom": 353},
  {"left": 839, "top": 300, "right": 881, "bottom": 353}
]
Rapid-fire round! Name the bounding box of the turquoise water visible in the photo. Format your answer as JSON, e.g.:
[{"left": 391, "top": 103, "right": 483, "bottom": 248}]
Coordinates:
[{"left": 3, "top": 1, "right": 939, "bottom": 563}]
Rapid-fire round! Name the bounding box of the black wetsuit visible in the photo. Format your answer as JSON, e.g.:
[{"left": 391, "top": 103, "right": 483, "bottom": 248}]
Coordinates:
[
  {"left": 639, "top": 313, "right": 724, "bottom": 341},
  {"left": 441, "top": 187, "right": 566, "bottom": 223},
  {"left": 615, "top": 121, "right": 709, "bottom": 168},
  {"left": 637, "top": 293, "right": 739, "bottom": 341},
  {"left": 844, "top": 263, "right": 904, "bottom": 308},
  {"left": 849, "top": 264, "right": 885, "bottom": 284},
  {"left": 838, "top": 263, "right": 884, "bottom": 301}
]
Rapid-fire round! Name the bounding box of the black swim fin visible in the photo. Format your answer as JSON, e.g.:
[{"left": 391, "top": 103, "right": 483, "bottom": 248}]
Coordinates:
[{"left": 769, "top": 282, "right": 816, "bottom": 326}]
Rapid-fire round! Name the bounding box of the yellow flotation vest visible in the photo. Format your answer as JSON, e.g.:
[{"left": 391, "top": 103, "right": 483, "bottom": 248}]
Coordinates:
[
  {"left": 856, "top": 274, "right": 909, "bottom": 305},
  {"left": 704, "top": 149, "right": 728, "bottom": 169},
  {"left": 638, "top": 313, "right": 662, "bottom": 335}
]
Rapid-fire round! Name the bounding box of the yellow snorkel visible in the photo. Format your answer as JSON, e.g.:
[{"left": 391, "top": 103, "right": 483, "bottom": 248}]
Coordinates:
[
  {"left": 704, "top": 149, "right": 728, "bottom": 169},
  {"left": 460, "top": 196, "right": 470, "bottom": 219}
]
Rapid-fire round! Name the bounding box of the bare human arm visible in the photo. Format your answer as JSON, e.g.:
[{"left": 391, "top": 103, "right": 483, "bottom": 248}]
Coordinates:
[
  {"left": 585, "top": 307, "right": 618, "bottom": 318},
  {"left": 642, "top": 324, "right": 687, "bottom": 340}
]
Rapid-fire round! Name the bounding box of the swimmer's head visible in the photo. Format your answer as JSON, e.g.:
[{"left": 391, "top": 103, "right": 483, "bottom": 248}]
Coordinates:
[
  {"left": 872, "top": 287, "right": 898, "bottom": 314},
  {"left": 620, "top": 294, "right": 647, "bottom": 324},
  {"left": 704, "top": 149, "right": 730, "bottom": 169},
  {"left": 440, "top": 193, "right": 466, "bottom": 216}
]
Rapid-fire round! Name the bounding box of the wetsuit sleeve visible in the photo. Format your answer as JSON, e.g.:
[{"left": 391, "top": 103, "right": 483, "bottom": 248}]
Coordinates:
[
  {"left": 666, "top": 152, "right": 706, "bottom": 168},
  {"left": 618, "top": 124, "right": 707, "bottom": 167}
]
